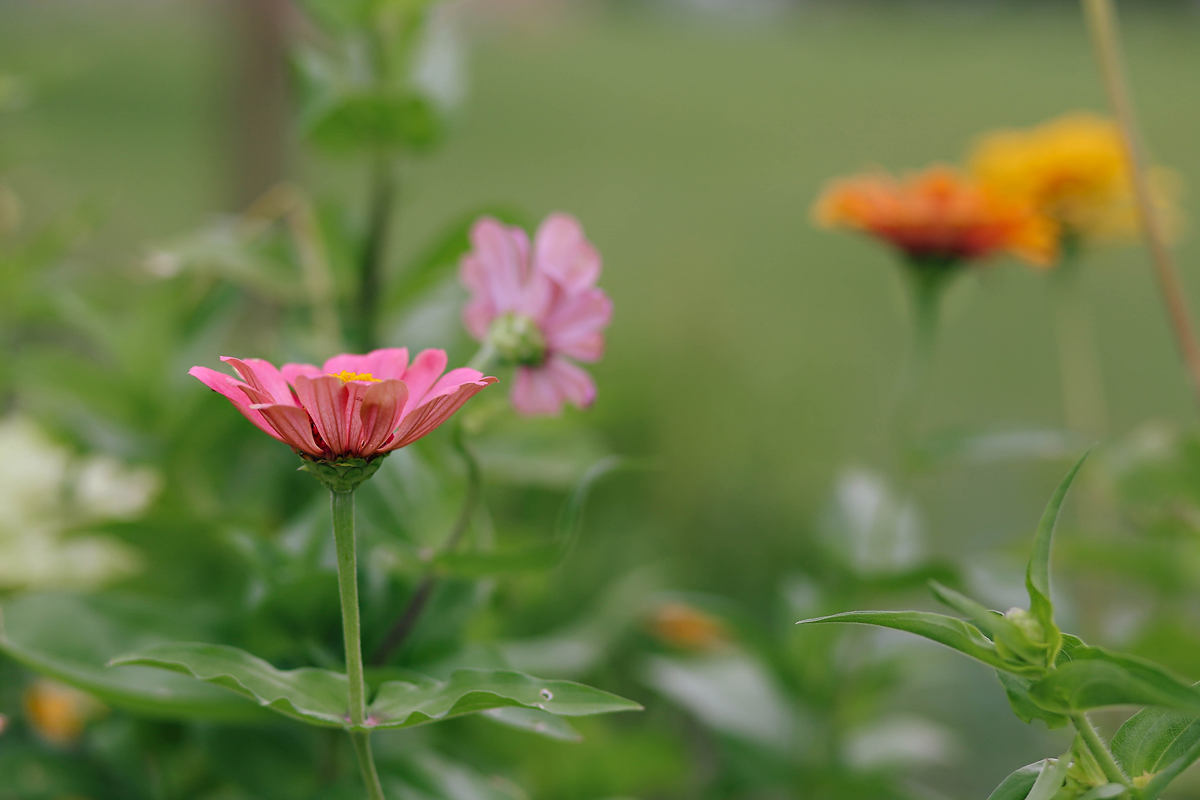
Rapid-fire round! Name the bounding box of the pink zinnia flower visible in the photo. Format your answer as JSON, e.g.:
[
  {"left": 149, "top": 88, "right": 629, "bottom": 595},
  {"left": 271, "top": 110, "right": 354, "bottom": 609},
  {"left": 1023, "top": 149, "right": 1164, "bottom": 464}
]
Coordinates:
[
  {"left": 460, "top": 213, "right": 613, "bottom": 416},
  {"left": 190, "top": 348, "right": 497, "bottom": 461}
]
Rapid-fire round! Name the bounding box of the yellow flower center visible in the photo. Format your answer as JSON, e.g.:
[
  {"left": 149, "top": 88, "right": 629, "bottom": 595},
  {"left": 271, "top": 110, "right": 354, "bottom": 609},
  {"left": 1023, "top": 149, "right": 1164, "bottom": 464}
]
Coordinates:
[{"left": 329, "top": 371, "right": 379, "bottom": 383}]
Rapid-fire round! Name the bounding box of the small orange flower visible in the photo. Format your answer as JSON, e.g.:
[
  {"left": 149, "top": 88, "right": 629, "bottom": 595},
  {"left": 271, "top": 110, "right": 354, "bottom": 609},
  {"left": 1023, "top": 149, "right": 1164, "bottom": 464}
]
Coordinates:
[
  {"left": 23, "top": 679, "right": 103, "bottom": 746},
  {"left": 649, "top": 603, "right": 729, "bottom": 652},
  {"left": 814, "top": 165, "right": 1055, "bottom": 268}
]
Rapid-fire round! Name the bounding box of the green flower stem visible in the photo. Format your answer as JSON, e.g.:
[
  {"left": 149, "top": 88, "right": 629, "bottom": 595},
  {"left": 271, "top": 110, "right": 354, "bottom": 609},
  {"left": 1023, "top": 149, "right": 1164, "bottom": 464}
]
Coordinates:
[
  {"left": 892, "top": 264, "right": 953, "bottom": 467},
  {"left": 331, "top": 489, "right": 386, "bottom": 800},
  {"left": 351, "top": 731, "right": 385, "bottom": 800},
  {"left": 1070, "top": 712, "right": 1131, "bottom": 788},
  {"left": 467, "top": 340, "right": 497, "bottom": 373}
]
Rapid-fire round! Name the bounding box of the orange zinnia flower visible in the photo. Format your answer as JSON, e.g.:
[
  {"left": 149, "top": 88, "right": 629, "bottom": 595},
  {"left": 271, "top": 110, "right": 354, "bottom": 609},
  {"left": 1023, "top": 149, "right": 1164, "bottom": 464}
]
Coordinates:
[{"left": 813, "top": 166, "right": 1055, "bottom": 268}]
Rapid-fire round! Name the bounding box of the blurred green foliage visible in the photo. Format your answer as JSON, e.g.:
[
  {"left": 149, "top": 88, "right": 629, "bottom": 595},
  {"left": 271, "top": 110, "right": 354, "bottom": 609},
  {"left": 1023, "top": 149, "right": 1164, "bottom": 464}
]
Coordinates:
[{"left": 2, "top": 1, "right": 1200, "bottom": 799}]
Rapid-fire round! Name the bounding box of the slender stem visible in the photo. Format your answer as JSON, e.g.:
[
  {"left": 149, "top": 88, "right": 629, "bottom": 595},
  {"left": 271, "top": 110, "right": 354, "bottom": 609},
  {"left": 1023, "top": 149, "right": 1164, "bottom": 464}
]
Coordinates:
[
  {"left": 467, "top": 341, "right": 497, "bottom": 373},
  {"left": 1071, "top": 712, "right": 1131, "bottom": 787},
  {"left": 892, "top": 265, "right": 951, "bottom": 467},
  {"left": 351, "top": 731, "right": 386, "bottom": 800},
  {"left": 370, "top": 427, "right": 483, "bottom": 665},
  {"left": 356, "top": 156, "right": 397, "bottom": 352},
  {"left": 1083, "top": 0, "right": 1200, "bottom": 411},
  {"left": 1052, "top": 243, "right": 1108, "bottom": 436},
  {"left": 330, "top": 489, "right": 386, "bottom": 799}
]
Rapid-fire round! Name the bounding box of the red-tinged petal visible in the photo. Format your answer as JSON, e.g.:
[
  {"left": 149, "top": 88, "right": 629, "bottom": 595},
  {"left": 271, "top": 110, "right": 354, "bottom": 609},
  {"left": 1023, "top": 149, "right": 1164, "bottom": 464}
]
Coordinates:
[
  {"left": 400, "top": 349, "right": 449, "bottom": 412},
  {"left": 425, "top": 367, "right": 486, "bottom": 400},
  {"left": 294, "top": 374, "right": 350, "bottom": 455},
  {"left": 222, "top": 357, "right": 295, "bottom": 405},
  {"left": 511, "top": 358, "right": 596, "bottom": 416},
  {"left": 386, "top": 377, "right": 498, "bottom": 452},
  {"left": 533, "top": 213, "right": 601, "bottom": 294},
  {"left": 282, "top": 362, "right": 323, "bottom": 387},
  {"left": 358, "top": 379, "right": 408, "bottom": 457},
  {"left": 543, "top": 288, "right": 612, "bottom": 362},
  {"left": 189, "top": 366, "right": 285, "bottom": 442},
  {"left": 251, "top": 403, "right": 324, "bottom": 457}
]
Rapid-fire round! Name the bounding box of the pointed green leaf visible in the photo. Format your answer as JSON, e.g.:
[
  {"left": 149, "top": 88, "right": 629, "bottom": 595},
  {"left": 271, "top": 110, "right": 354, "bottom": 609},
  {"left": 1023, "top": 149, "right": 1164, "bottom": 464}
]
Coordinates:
[
  {"left": 796, "top": 610, "right": 1042, "bottom": 676},
  {"left": 1074, "top": 786, "right": 1128, "bottom": 800},
  {"left": 930, "top": 581, "right": 1045, "bottom": 665},
  {"left": 1111, "top": 706, "right": 1200, "bottom": 800},
  {"left": 482, "top": 707, "right": 582, "bottom": 741},
  {"left": 110, "top": 643, "right": 350, "bottom": 728},
  {"left": 368, "top": 669, "right": 641, "bottom": 730},
  {"left": 0, "top": 593, "right": 261, "bottom": 722},
  {"left": 986, "top": 760, "right": 1046, "bottom": 800},
  {"left": 1026, "top": 754, "right": 1071, "bottom": 800},
  {"left": 1028, "top": 645, "right": 1200, "bottom": 715},
  {"left": 1026, "top": 452, "right": 1089, "bottom": 651}
]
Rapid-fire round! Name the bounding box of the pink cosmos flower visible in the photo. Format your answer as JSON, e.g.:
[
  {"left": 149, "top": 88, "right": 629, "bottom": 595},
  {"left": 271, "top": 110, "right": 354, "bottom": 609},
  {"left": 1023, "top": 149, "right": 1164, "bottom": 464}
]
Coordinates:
[
  {"left": 460, "top": 213, "right": 613, "bottom": 416},
  {"left": 190, "top": 349, "right": 497, "bottom": 460}
]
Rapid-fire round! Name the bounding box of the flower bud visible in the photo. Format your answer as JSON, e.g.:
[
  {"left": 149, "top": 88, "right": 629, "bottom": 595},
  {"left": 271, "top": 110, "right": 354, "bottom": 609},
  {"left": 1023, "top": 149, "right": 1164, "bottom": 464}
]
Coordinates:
[
  {"left": 487, "top": 312, "right": 547, "bottom": 367},
  {"left": 1003, "top": 607, "right": 1047, "bottom": 645},
  {"left": 298, "top": 456, "right": 387, "bottom": 493}
]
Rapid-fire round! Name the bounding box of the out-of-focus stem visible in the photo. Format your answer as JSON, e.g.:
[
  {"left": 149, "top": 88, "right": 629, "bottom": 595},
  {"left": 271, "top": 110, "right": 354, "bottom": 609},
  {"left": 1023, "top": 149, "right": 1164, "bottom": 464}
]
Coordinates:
[
  {"left": 330, "top": 490, "right": 386, "bottom": 799},
  {"left": 1052, "top": 244, "right": 1108, "bottom": 436},
  {"left": 370, "top": 426, "right": 482, "bottom": 665},
  {"left": 1083, "top": 0, "right": 1200, "bottom": 411},
  {"left": 892, "top": 265, "right": 951, "bottom": 466},
  {"left": 356, "top": 157, "right": 397, "bottom": 352}
]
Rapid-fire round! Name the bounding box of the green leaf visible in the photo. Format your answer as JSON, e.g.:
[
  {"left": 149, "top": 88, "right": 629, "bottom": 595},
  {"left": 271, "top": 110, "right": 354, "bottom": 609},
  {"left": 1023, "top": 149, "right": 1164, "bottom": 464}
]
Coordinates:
[
  {"left": 109, "top": 642, "right": 350, "bottom": 728},
  {"left": 308, "top": 93, "right": 442, "bottom": 154},
  {"left": 1112, "top": 706, "right": 1200, "bottom": 800},
  {"left": 986, "top": 760, "right": 1046, "bottom": 800},
  {"left": 1028, "top": 644, "right": 1200, "bottom": 715},
  {"left": 1074, "top": 786, "right": 1128, "bottom": 800},
  {"left": 1026, "top": 451, "right": 1089, "bottom": 655},
  {"left": 482, "top": 706, "right": 582, "bottom": 741},
  {"left": 0, "top": 593, "right": 260, "bottom": 721},
  {"left": 368, "top": 669, "right": 642, "bottom": 730},
  {"left": 929, "top": 581, "right": 1045, "bottom": 665},
  {"left": 1026, "top": 753, "right": 1071, "bottom": 800},
  {"left": 386, "top": 206, "right": 530, "bottom": 311},
  {"left": 795, "top": 610, "right": 1042, "bottom": 676},
  {"left": 996, "top": 671, "right": 1071, "bottom": 729}
]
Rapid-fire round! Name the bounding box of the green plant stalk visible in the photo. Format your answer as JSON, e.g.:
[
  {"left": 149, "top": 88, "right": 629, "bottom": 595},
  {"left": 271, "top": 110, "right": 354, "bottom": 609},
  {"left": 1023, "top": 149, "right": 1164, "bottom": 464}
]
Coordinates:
[
  {"left": 892, "top": 264, "right": 952, "bottom": 465},
  {"left": 331, "top": 489, "right": 386, "bottom": 799},
  {"left": 1083, "top": 0, "right": 1200, "bottom": 412},
  {"left": 1070, "top": 712, "right": 1130, "bottom": 788},
  {"left": 1052, "top": 240, "right": 1108, "bottom": 436}
]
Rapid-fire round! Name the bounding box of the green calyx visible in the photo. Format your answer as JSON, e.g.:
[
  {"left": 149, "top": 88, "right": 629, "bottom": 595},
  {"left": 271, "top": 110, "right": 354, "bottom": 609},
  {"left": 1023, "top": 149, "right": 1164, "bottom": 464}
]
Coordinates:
[
  {"left": 298, "top": 455, "right": 388, "bottom": 493},
  {"left": 487, "top": 312, "right": 547, "bottom": 367}
]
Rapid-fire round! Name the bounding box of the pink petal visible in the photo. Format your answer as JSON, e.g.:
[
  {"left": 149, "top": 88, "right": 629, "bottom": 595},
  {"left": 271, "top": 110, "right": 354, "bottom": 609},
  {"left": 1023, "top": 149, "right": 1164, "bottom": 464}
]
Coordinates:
[
  {"left": 189, "top": 366, "right": 285, "bottom": 442},
  {"left": 322, "top": 353, "right": 373, "bottom": 377},
  {"left": 462, "top": 296, "right": 496, "bottom": 341},
  {"left": 426, "top": 367, "right": 487, "bottom": 401},
  {"left": 282, "top": 363, "right": 323, "bottom": 386},
  {"left": 533, "top": 213, "right": 601, "bottom": 294},
  {"left": 251, "top": 403, "right": 324, "bottom": 457},
  {"left": 511, "top": 358, "right": 596, "bottom": 416},
  {"left": 293, "top": 375, "right": 350, "bottom": 455},
  {"left": 463, "top": 218, "right": 530, "bottom": 312},
  {"left": 543, "top": 288, "right": 612, "bottom": 362},
  {"left": 221, "top": 357, "right": 295, "bottom": 406},
  {"left": 363, "top": 348, "right": 409, "bottom": 381},
  {"left": 386, "top": 377, "right": 498, "bottom": 452},
  {"left": 344, "top": 379, "right": 375, "bottom": 454},
  {"left": 358, "top": 379, "right": 409, "bottom": 457},
  {"left": 400, "top": 349, "right": 449, "bottom": 413}
]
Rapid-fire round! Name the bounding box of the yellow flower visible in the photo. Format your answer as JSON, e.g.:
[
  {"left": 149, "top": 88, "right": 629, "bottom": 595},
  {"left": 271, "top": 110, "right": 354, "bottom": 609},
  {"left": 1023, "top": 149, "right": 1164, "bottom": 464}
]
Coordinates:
[
  {"left": 970, "top": 113, "right": 1177, "bottom": 246},
  {"left": 813, "top": 165, "right": 1055, "bottom": 268}
]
